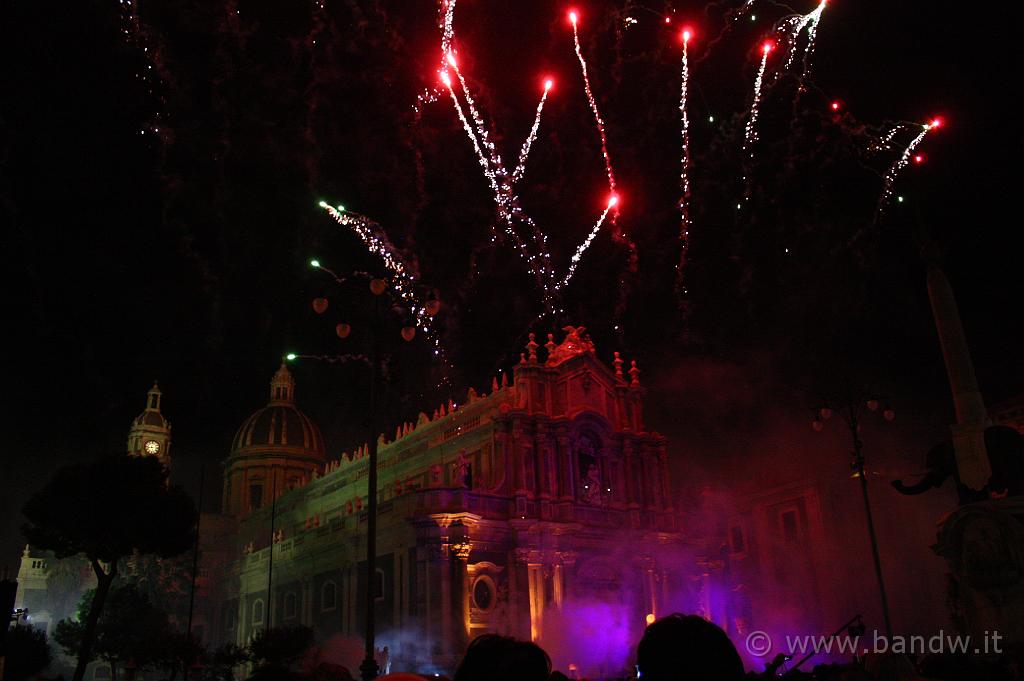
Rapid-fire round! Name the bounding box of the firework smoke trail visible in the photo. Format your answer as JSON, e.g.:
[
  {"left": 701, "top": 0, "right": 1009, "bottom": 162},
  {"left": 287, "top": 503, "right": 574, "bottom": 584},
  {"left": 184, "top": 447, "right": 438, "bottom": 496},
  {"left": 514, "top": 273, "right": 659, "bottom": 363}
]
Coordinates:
[
  {"left": 677, "top": 29, "right": 693, "bottom": 286},
  {"left": 117, "top": 0, "right": 169, "bottom": 141},
  {"left": 318, "top": 203, "right": 452, "bottom": 375},
  {"left": 874, "top": 118, "right": 941, "bottom": 221},
  {"left": 512, "top": 80, "right": 553, "bottom": 185},
  {"left": 569, "top": 11, "right": 617, "bottom": 201},
  {"left": 561, "top": 196, "right": 618, "bottom": 288},
  {"left": 304, "top": 0, "right": 330, "bottom": 189}
]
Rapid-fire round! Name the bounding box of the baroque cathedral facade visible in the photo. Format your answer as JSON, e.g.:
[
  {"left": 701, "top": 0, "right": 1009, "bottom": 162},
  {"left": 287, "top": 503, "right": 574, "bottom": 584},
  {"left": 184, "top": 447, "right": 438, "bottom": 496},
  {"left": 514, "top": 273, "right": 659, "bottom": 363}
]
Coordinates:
[{"left": 200, "top": 328, "right": 683, "bottom": 671}]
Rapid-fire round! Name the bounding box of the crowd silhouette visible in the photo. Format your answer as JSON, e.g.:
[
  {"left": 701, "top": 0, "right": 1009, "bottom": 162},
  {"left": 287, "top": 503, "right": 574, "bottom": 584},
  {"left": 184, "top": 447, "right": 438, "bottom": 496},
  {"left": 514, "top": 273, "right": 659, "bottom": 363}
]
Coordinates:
[{"left": 376, "top": 613, "right": 745, "bottom": 681}]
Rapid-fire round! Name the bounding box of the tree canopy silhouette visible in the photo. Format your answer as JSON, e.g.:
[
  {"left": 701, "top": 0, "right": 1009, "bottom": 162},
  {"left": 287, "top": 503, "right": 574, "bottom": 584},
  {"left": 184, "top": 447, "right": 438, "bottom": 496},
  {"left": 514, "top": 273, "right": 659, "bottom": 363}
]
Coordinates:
[{"left": 22, "top": 454, "right": 196, "bottom": 681}]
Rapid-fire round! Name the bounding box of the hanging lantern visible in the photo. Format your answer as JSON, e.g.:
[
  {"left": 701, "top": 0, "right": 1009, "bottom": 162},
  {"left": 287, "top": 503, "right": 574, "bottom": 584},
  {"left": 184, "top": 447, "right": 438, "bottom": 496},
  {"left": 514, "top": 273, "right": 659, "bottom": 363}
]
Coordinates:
[
  {"left": 335, "top": 322, "right": 351, "bottom": 339},
  {"left": 369, "top": 278, "right": 387, "bottom": 295},
  {"left": 312, "top": 297, "right": 329, "bottom": 314},
  {"left": 426, "top": 299, "right": 441, "bottom": 316},
  {"left": 866, "top": 399, "right": 879, "bottom": 411},
  {"left": 883, "top": 408, "right": 896, "bottom": 422},
  {"left": 819, "top": 407, "right": 833, "bottom": 420},
  {"left": 401, "top": 326, "right": 416, "bottom": 342},
  {"left": 812, "top": 419, "right": 824, "bottom": 432}
]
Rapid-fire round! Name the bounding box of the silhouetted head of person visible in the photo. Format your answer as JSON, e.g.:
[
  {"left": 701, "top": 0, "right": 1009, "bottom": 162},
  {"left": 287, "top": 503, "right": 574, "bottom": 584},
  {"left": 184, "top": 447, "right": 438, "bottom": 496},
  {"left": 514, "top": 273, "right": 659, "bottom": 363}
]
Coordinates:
[
  {"left": 453, "top": 634, "right": 551, "bottom": 681},
  {"left": 636, "top": 614, "right": 745, "bottom": 681}
]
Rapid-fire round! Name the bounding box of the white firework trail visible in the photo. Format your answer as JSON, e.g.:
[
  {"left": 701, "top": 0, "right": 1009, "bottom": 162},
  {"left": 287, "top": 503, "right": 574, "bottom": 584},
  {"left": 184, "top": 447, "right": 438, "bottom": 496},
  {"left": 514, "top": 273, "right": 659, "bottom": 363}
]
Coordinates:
[
  {"left": 678, "top": 30, "right": 693, "bottom": 276},
  {"left": 317, "top": 203, "right": 450, "bottom": 372},
  {"left": 775, "top": 0, "right": 828, "bottom": 82},
  {"left": 512, "top": 80, "right": 552, "bottom": 185},
  {"left": 744, "top": 42, "right": 773, "bottom": 154},
  {"left": 875, "top": 118, "right": 941, "bottom": 221},
  {"left": 569, "top": 11, "right": 617, "bottom": 199},
  {"left": 562, "top": 196, "right": 618, "bottom": 288}
]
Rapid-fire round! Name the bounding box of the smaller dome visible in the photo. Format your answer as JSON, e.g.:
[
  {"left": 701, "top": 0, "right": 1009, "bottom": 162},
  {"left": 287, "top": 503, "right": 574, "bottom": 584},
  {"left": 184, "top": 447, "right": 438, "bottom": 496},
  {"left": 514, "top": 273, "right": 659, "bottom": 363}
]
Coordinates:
[{"left": 131, "top": 382, "right": 170, "bottom": 430}]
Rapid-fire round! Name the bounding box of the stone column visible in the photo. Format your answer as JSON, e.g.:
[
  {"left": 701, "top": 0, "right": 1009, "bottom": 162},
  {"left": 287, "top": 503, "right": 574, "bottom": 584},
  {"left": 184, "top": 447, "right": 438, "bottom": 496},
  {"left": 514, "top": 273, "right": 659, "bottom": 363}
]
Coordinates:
[
  {"left": 453, "top": 542, "right": 472, "bottom": 651},
  {"left": 527, "top": 562, "right": 544, "bottom": 642}
]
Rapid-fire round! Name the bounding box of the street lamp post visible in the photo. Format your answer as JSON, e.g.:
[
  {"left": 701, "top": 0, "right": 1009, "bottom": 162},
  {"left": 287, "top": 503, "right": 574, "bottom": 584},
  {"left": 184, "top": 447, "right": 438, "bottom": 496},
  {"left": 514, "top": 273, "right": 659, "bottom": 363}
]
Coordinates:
[
  {"left": 359, "top": 289, "right": 382, "bottom": 681},
  {"left": 813, "top": 399, "right": 896, "bottom": 639},
  {"left": 295, "top": 265, "right": 434, "bottom": 681}
]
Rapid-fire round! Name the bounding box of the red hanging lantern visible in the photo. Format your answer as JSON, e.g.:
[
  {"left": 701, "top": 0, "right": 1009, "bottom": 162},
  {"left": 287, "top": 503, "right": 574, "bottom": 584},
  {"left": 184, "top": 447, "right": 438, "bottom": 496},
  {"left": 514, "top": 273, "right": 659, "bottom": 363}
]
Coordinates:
[
  {"left": 401, "top": 326, "right": 416, "bottom": 342},
  {"left": 335, "top": 322, "right": 351, "bottom": 339},
  {"left": 312, "top": 297, "right": 329, "bottom": 314},
  {"left": 426, "top": 299, "right": 441, "bottom": 316},
  {"left": 369, "top": 279, "right": 387, "bottom": 295}
]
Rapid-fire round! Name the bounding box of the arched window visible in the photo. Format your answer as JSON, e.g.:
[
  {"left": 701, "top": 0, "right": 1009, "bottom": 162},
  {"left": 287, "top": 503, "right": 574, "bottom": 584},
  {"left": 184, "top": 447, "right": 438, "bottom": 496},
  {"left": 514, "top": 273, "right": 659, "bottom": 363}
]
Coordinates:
[
  {"left": 321, "top": 581, "right": 338, "bottom": 612},
  {"left": 252, "top": 599, "right": 264, "bottom": 625},
  {"left": 283, "top": 592, "right": 298, "bottom": 619}
]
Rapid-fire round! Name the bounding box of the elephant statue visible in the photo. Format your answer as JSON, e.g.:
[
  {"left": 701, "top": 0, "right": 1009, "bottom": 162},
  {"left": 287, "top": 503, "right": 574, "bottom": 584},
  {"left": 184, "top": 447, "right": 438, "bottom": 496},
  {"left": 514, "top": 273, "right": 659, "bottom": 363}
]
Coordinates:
[{"left": 892, "top": 425, "right": 1024, "bottom": 505}]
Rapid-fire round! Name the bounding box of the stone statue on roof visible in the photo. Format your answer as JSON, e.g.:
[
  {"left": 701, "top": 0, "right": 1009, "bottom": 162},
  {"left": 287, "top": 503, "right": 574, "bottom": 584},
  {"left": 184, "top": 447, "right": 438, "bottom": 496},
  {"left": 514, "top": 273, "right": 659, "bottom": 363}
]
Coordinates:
[{"left": 546, "top": 325, "right": 596, "bottom": 366}]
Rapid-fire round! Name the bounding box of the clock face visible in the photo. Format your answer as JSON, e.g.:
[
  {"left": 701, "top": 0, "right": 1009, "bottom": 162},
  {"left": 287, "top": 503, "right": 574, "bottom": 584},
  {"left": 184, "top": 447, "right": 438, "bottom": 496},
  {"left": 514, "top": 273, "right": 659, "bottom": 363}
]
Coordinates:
[{"left": 144, "top": 440, "right": 161, "bottom": 455}]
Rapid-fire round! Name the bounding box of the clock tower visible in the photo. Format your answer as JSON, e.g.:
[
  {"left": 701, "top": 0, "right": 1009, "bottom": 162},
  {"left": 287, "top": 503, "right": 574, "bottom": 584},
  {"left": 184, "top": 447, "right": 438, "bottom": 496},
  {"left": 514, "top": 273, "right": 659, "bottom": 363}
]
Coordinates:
[{"left": 127, "top": 381, "right": 172, "bottom": 469}]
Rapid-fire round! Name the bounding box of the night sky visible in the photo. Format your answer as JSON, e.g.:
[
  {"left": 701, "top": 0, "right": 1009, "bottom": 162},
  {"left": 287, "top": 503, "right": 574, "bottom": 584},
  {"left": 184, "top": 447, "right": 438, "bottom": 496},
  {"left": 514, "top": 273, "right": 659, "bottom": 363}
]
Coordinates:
[{"left": 2, "top": 0, "right": 1021, "bottom": 571}]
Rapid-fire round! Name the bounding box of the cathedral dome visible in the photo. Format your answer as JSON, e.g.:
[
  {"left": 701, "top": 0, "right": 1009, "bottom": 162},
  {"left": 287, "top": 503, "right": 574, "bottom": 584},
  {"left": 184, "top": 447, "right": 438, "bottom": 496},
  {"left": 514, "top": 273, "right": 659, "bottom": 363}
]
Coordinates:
[{"left": 228, "top": 364, "right": 326, "bottom": 462}]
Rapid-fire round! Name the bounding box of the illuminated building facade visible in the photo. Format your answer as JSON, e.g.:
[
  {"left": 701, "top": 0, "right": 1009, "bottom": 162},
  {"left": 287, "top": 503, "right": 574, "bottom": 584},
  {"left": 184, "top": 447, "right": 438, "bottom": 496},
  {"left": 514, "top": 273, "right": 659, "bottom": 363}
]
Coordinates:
[{"left": 207, "top": 327, "right": 683, "bottom": 671}]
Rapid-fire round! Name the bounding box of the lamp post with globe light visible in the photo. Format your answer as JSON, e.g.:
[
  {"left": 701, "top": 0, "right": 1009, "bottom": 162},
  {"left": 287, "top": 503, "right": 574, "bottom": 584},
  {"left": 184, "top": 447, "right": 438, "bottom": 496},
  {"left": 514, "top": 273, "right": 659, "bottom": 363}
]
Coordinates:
[
  {"left": 812, "top": 396, "right": 896, "bottom": 640},
  {"left": 289, "top": 262, "right": 439, "bottom": 681}
]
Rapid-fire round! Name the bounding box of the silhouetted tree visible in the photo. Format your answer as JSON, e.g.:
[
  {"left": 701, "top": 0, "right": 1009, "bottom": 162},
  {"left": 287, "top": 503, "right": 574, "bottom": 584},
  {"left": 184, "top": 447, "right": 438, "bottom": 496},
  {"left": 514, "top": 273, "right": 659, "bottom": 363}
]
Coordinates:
[
  {"left": 248, "top": 626, "right": 315, "bottom": 678},
  {"left": 22, "top": 454, "right": 197, "bottom": 681},
  {"left": 202, "top": 643, "right": 249, "bottom": 681},
  {"left": 3, "top": 625, "right": 52, "bottom": 681},
  {"left": 54, "top": 583, "right": 174, "bottom": 679}
]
